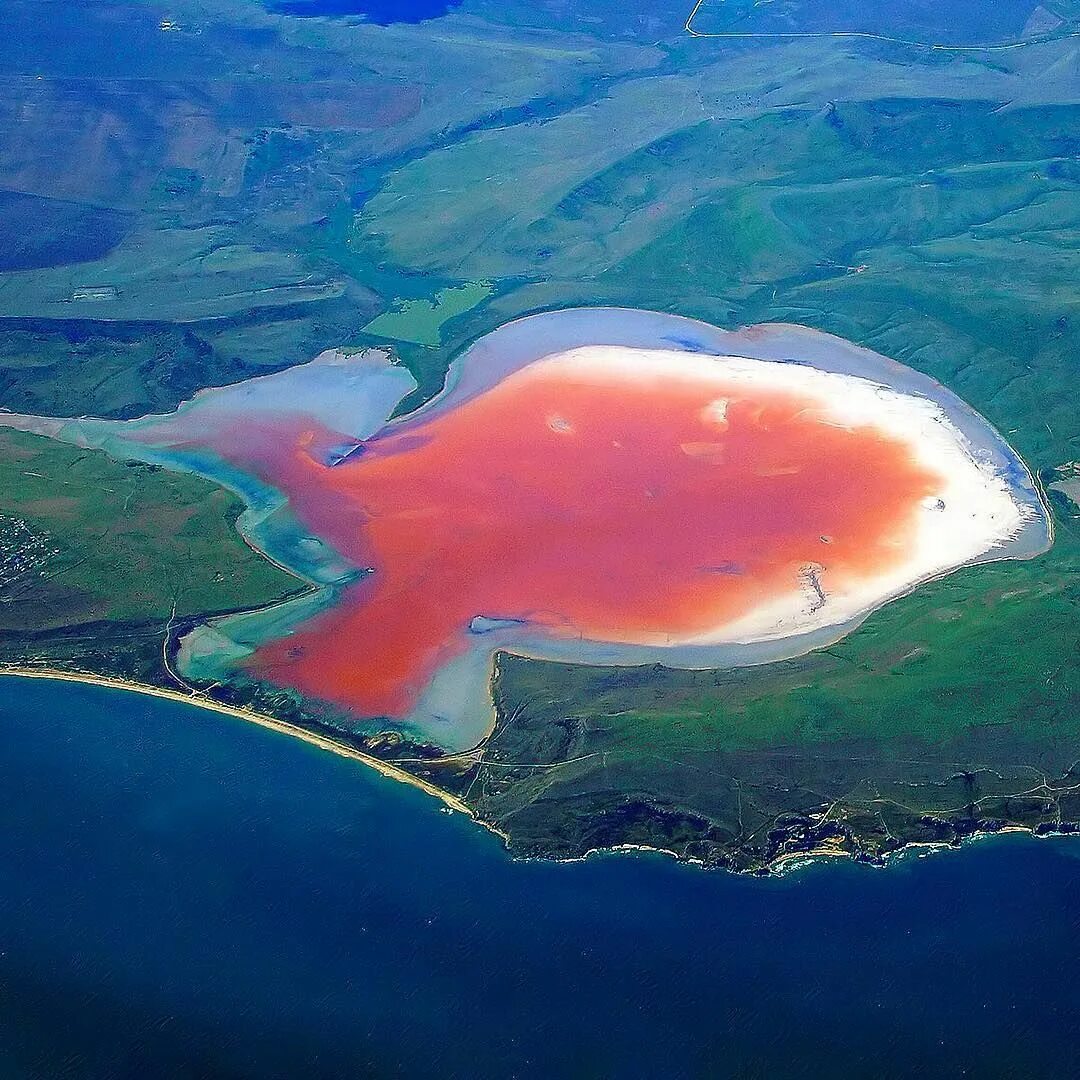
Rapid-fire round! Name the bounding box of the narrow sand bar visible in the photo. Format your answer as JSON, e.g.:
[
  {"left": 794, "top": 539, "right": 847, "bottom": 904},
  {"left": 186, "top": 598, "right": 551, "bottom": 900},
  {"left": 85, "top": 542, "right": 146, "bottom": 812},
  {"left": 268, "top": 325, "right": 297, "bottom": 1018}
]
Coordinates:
[{"left": 0, "top": 667, "right": 474, "bottom": 815}]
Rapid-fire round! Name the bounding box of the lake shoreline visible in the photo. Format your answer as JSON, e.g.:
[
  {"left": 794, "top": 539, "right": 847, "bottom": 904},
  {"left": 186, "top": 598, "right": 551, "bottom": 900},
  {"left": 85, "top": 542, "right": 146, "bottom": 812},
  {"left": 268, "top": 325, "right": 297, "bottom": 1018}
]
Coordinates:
[{"left": 0, "top": 311, "right": 1052, "bottom": 754}]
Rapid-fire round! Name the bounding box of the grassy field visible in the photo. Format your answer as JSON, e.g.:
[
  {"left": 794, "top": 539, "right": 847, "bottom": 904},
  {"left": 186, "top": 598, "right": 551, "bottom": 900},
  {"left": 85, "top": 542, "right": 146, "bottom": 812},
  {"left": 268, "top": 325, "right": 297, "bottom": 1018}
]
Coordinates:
[
  {"left": 361, "top": 282, "right": 492, "bottom": 347},
  {"left": 0, "top": 0, "right": 659, "bottom": 416},
  {"left": 0, "top": 428, "right": 300, "bottom": 633},
  {"left": 688, "top": 0, "right": 1079, "bottom": 46}
]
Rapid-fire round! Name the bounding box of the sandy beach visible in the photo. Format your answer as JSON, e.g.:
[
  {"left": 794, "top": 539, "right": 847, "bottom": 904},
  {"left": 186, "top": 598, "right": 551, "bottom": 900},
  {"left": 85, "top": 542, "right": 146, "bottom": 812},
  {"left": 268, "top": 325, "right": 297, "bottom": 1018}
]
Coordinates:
[{"left": 0, "top": 665, "right": 474, "bottom": 817}]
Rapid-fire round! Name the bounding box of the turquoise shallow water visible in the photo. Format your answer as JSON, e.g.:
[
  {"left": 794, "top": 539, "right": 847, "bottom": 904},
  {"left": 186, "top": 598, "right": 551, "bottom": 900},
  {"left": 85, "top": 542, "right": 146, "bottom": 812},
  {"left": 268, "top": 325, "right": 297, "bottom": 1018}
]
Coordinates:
[{"left": 1, "top": 675, "right": 1079, "bottom": 1078}]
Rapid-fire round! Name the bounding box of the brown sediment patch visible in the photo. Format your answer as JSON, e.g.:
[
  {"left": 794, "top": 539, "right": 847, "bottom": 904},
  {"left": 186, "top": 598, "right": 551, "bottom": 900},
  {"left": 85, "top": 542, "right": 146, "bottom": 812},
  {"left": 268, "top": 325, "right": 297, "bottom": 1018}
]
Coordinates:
[{"left": 18, "top": 496, "right": 81, "bottom": 516}]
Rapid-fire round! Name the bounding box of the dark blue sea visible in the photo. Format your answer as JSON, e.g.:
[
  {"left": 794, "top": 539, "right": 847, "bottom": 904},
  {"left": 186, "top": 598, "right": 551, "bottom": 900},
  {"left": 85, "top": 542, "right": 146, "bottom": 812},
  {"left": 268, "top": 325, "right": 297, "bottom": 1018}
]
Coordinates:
[{"left": 1, "top": 675, "right": 1078, "bottom": 1078}]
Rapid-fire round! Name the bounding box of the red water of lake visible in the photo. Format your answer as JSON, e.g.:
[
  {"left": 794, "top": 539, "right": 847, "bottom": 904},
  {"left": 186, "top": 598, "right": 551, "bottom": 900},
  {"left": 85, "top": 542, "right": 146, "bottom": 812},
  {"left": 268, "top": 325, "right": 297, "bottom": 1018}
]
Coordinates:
[{"left": 230, "top": 358, "right": 940, "bottom": 720}]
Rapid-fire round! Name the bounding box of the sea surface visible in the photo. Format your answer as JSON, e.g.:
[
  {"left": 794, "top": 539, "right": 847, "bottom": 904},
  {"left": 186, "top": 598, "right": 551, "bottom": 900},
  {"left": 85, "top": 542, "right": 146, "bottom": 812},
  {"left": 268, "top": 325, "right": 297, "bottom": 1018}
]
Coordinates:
[{"left": 1, "top": 675, "right": 1078, "bottom": 1079}]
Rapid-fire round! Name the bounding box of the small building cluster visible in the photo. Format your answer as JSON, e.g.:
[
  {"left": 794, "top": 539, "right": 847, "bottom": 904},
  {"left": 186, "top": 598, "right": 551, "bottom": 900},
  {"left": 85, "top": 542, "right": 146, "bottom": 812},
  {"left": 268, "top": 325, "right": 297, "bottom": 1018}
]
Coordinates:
[{"left": 0, "top": 515, "right": 57, "bottom": 599}]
